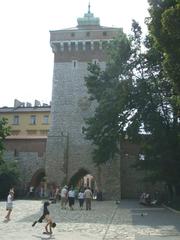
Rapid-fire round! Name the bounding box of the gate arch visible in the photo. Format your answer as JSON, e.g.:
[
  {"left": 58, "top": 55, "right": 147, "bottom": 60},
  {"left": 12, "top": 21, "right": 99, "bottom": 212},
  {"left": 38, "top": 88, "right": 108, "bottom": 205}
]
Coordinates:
[
  {"left": 30, "top": 168, "right": 45, "bottom": 188},
  {"left": 68, "top": 168, "right": 98, "bottom": 192}
]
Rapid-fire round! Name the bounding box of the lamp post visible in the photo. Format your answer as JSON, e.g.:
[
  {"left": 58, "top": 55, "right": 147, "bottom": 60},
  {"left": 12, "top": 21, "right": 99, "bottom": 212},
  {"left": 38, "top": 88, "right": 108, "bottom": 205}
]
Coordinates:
[{"left": 119, "top": 133, "right": 128, "bottom": 202}]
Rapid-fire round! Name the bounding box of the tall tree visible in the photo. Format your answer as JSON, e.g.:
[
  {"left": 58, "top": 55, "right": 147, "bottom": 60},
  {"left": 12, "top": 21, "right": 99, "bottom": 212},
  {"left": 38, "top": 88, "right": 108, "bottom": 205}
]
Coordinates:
[
  {"left": 0, "top": 118, "right": 19, "bottom": 198},
  {"left": 0, "top": 117, "right": 10, "bottom": 162},
  {"left": 147, "top": 0, "right": 180, "bottom": 93},
  {"left": 84, "top": 21, "right": 180, "bottom": 193}
]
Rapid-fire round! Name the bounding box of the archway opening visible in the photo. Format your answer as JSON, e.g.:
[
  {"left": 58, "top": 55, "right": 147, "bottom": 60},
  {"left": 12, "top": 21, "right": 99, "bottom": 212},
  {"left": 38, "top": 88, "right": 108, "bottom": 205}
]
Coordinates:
[
  {"left": 68, "top": 168, "right": 89, "bottom": 187},
  {"left": 68, "top": 168, "right": 98, "bottom": 195},
  {"left": 30, "top": 168, "right": 46, "bottom": 188},
  {"left": 28, "top": 169, "right": 46, "bottom": 198}
]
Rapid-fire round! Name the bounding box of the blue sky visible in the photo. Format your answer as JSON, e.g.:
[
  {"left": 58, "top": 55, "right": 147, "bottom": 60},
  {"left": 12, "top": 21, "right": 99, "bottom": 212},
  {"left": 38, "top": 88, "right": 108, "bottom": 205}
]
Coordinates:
[{"left": 0, "top": 0, "right": 149, "bottom": 107}]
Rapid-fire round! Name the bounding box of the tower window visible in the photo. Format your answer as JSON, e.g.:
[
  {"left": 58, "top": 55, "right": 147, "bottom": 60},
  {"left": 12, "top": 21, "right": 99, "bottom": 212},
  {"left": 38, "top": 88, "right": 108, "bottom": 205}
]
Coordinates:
[
  {"left": 14, "top": 149, "right": 19, "bottom": 157},
  {"left": 71, "top": 32, "right": 75, "bottom": 37},
  {"left": 86, "top": 32, "right": 90, "bottom": 37},
  {"left": 103, "top": 31, "right": 107, "bottom": 36}
]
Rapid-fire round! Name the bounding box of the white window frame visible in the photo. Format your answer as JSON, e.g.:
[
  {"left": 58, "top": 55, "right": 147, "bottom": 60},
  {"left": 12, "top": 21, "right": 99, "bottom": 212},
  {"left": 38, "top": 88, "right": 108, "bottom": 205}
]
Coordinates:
[
  {"left": 30, "top": 115, "right": 36, "bottom": 125},
  {"left": 43, "top": 115, "right": 49, "bottom": 124},
  {"left": 13, "top": 115, "right": 19, "bottom": 125}
]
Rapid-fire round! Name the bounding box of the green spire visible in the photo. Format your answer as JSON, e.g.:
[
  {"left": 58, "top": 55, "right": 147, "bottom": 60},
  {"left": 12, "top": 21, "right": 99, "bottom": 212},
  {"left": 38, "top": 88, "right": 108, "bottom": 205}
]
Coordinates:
[{"left": 77, "top": 2, "right": 100, "bottom": 27}]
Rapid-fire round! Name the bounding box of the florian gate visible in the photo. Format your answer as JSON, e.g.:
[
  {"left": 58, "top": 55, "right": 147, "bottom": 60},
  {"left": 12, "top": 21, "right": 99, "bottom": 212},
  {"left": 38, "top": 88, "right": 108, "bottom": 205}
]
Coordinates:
[
  {"left": 45, "top": 8, "right": 122, "bottom": 199},
  {"left": 45, "top": 8, "right": 152, "bottom": 199},
  {"left": 4, "top": 7, "right": 155, "bottom": 199}
]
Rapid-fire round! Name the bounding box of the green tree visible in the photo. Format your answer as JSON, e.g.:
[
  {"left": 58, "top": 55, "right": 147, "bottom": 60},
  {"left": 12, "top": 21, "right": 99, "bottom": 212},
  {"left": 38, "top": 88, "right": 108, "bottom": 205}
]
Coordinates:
[
  {"left": 0, "top": 118, "right": 10, "bottom": 162},
  {"left": 147, "top": 0, "right": 180, "bottom": 93},
  {"left": 0, "top": 118, "right": 19, "bottom": 199},
  {"left": 84, "top": 21, "right": 180, "bottom": 194}
]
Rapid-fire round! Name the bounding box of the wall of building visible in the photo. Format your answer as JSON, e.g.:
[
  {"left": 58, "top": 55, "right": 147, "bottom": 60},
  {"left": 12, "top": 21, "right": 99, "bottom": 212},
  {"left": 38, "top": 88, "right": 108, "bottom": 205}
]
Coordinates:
[
  {"left": 5, "top": 138, "right": 47, "bottom": 157},
  {"left": 0, "top": 107, "right": 50, "bottom": 137},
  {"left": 4, "top": 139, "right": 46, "bottom": 192}
]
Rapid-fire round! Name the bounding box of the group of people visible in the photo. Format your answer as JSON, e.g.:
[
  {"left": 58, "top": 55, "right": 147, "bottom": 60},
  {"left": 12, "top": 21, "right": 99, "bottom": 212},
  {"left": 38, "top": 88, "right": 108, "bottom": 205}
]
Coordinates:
[
  {"left": 31, "top": 185, "right": 93, "bottom": 234},
  {"left": 60, "top": 185, "right": 93, "bottom": 211},
  {"left": 139, "top": 191, "right": 161, "bottom": 206}
]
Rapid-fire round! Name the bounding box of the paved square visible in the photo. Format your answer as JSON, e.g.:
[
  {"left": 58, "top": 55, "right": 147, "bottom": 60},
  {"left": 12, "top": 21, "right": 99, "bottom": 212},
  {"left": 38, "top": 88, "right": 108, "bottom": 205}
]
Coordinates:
[{"left": 0, "top": 200, "right": 180, "bottom": 240}]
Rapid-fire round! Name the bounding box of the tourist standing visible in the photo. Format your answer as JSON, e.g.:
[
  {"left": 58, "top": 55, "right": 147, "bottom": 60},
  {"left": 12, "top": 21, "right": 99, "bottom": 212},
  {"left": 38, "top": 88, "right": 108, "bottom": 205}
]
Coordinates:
[
  {"left": 5, "top": 189, "right": 14, "bottom": 221},
  {"left": 29, "top": 186, "right": 34, "bottom": 198},
  {"left": 78, "top": 189, "right": 84, "bottom": 210},
  {"left": 54, "top": 186, "right": 60, "bottom": 202},
  {"left": 60, "top": 185, "right": 68, "bottom": 209},
  {"left": 84, "top": 187, "right": 93, "bottom": 210},
  {"left": 68, "top": 186, "right": 76, "bottom": 210}
]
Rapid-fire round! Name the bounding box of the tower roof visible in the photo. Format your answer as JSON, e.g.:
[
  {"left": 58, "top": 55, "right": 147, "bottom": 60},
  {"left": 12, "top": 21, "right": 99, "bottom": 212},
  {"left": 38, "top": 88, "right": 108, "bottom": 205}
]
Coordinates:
[{"left": 77, "top": 2, "right": 100, "bottom": 27}]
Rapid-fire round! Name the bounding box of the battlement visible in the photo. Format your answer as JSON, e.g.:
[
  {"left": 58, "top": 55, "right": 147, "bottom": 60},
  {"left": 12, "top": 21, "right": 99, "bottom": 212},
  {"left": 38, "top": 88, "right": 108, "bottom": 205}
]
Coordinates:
[{"left": 50, "top": 28, "right": 121, "bottom": 62}]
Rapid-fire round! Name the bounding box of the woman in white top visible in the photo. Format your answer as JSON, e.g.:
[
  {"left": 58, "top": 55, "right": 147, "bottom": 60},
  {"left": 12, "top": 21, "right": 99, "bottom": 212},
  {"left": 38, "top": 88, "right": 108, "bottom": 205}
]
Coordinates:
[
  {"left": 5, "top": 189, "right": 14, "bottom": 221},
  {"left": 68, "top": 187, "right": 75, "bottom": 210},
  {"left": 78, "top": 189, "right": 84, "bottom": 210}
]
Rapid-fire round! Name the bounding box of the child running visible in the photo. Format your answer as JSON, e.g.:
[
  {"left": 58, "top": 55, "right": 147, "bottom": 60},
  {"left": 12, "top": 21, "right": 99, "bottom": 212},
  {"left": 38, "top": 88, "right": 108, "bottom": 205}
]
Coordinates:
[{"left": 32, "top": 201, "right": 56, "bottom": 234}]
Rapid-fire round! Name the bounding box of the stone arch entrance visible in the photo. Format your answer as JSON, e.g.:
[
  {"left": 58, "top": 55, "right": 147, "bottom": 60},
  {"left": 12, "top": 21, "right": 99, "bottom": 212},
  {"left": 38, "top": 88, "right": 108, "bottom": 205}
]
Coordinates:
[
  {"left": 68, "top": 168, "right": 97, "bottom": 192},
  {"left": 30, "top": 168, "right": 45, "bottom": 188}
]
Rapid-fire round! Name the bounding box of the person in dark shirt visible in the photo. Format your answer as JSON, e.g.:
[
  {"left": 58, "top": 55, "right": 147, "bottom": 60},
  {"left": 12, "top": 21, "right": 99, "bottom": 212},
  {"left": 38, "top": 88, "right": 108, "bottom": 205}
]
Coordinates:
[
  {"left": 32, "top": 201, "right": 50, "bottom": 225},
  {"left": 32, "top": 201, "right": 56, "bottom": 234}
]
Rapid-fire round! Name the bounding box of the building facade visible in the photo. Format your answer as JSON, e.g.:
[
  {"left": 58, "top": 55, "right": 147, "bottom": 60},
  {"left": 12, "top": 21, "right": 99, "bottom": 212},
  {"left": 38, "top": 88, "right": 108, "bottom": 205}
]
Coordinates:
[{"left": 0, "top": 100, "right": 51, "bottom": 191}]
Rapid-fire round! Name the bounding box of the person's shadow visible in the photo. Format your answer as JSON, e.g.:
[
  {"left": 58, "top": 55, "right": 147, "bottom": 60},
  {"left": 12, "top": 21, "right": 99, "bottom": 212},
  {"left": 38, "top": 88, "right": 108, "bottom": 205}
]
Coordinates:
[
  {"left": 32, "top": 234, "right": 55, "bottom": 240},
  {"left": 2, "top": 219, "right": 10, "bottom": 223}
]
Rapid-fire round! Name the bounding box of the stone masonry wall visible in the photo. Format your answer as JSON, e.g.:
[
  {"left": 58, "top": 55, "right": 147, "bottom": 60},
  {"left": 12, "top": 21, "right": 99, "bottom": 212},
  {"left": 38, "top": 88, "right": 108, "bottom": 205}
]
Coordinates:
[
  {"left": 46, "top": 61, "right": 105, "bottom": 185},
  {"left": 4, "top": 150, "right": 45, "bottom": 188}
]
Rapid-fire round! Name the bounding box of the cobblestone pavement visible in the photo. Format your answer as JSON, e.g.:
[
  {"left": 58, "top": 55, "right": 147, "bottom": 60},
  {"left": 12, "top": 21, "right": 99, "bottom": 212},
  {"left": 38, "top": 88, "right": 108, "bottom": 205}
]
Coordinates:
[{"left": 0, "top": 199, "right": 180, "bottom": 240}]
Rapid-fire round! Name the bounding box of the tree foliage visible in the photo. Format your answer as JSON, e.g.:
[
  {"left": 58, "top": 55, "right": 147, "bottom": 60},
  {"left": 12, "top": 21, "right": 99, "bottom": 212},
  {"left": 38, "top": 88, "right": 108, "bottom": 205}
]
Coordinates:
[
  {"left": 0, "top": 117, "right": 11, "bottom": 162},
  {"left": 147, "top": 0, "right": 180, "bottom": 93},
  {"left": 0, "top": 118, "right": 19, "bottom": 198},
  {"left": 84, "top": 21, "right": 180, "bottom": 189}
]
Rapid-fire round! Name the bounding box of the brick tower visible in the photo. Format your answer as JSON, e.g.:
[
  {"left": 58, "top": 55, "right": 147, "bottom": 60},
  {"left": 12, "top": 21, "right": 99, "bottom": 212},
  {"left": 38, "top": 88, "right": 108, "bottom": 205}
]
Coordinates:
[{"left": 46, "top": 5, "right": 121, "bottom": 199}]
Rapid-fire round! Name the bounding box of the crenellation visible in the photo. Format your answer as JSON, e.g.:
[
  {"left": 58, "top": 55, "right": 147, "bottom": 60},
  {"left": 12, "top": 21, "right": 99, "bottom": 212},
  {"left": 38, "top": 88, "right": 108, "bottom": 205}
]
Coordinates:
[{"left": 51, "top": 39, "right": 114, "bottom": 55}]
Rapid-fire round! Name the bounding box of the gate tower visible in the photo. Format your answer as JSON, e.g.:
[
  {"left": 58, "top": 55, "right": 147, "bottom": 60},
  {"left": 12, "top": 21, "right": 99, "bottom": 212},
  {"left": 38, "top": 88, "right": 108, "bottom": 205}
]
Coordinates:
[{"left": 46, "top": 5, "right": 121, "bottom": 198}]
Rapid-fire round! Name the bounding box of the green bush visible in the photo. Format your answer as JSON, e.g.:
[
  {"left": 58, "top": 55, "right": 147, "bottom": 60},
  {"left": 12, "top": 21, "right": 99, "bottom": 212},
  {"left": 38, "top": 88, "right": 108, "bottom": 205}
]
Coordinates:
[{"left": 0, "top": 161, "right": 20, "bottom": 199}]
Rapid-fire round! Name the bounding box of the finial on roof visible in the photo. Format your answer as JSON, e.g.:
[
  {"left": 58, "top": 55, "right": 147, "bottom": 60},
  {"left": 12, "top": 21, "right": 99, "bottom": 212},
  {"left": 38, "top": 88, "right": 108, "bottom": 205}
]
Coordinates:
[{"left": 88, "top": 1, "right": 91, "bottom": 14}]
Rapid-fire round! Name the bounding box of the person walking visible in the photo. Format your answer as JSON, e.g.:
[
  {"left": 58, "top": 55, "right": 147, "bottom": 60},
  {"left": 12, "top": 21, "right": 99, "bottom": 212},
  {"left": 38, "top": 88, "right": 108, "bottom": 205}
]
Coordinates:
[
  {"left": 5, "top": 189, "right": 14, "bottom": 221},
  {"left": 78, "top": 188, "right": 84, "bottom": 210},
  {"left": 60, "top": 185, "right": 68, "bottom": 209},
  {"left": 84, "top": 187, "right": 93, "bottom": 210}
]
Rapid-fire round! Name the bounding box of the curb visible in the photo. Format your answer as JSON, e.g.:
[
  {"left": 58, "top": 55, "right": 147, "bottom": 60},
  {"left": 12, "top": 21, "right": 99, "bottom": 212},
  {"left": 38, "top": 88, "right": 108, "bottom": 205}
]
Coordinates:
[{"left": 163, "top": 204, "right": 180, "bottom": 214}]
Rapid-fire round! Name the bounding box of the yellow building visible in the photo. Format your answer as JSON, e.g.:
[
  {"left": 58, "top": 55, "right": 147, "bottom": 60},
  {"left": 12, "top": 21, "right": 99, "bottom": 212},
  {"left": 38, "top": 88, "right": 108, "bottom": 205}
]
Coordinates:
[
  {"left": 0, "top": 99, "right": 51, "bottom": 138},
  {"left": 0, "top": 99, "right": 51, "bottom": 160}
]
